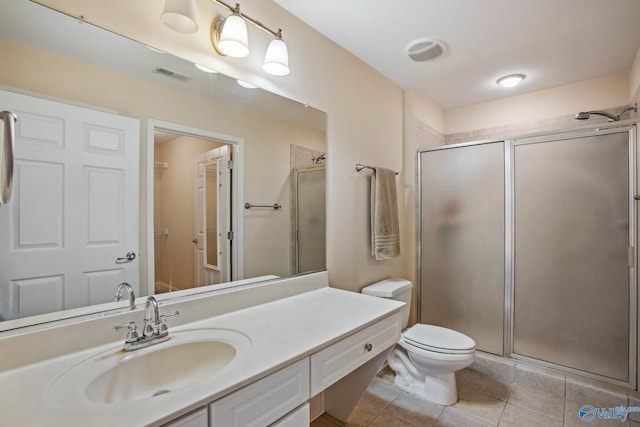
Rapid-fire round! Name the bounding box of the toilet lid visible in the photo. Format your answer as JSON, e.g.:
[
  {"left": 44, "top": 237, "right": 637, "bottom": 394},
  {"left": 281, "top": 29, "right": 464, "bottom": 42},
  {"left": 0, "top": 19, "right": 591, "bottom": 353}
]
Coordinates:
[{"left": 402, "top": 324, "right": 475, "bottom": 354}]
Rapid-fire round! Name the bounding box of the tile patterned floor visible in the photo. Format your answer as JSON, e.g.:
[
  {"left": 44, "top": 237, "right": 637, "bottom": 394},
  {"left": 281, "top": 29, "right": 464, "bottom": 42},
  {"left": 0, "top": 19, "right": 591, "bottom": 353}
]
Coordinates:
[{"left": 311, "top": 367, "right": 639, "bottom": 427}]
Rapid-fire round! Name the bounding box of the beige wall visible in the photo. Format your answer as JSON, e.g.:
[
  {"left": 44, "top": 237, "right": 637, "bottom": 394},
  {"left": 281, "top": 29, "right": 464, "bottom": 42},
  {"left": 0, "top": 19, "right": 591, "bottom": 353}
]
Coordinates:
[
  {"left": 632, "top": 46, "right": 640, "bottom": 99},
  {"left": 445, "top": 73, "right": 631, "bottom": 135},
  {"left": 632, "top": 46, "right": 640, "bottom": 103}
]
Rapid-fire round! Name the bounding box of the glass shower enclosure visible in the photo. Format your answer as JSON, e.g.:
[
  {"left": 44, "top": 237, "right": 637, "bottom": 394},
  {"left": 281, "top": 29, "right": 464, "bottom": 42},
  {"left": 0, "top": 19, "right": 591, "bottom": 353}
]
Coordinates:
[{"left": 418, "top": 125, "right": 637, "bottom": 387}]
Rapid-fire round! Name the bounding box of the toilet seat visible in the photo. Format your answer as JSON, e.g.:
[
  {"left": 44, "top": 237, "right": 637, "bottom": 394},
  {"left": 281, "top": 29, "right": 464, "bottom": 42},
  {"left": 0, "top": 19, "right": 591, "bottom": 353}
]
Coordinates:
[{"left": 402, "top": 324, "right": 475, "bottom": 355}]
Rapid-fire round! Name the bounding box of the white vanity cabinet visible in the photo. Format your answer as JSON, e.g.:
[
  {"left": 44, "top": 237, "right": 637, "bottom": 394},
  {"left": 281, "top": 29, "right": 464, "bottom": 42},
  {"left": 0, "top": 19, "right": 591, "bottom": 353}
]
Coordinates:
[
  {"left": 162, "top": 407, "right": 208, "bottom": 427},
  {"left": 0, "top": 277, "right": 405, "bottom": 427},
  {"left": 310, "top": 313, "right": 399, "bottom": 395},
  {"left": 163, "top": 314, "right": 400, "bottom": 427},
  {"left": 209, "top": 359, "right": 309, "bottom": 427},
  {"left": 270, "top": 403, "right": 310, "bottom": 426}
]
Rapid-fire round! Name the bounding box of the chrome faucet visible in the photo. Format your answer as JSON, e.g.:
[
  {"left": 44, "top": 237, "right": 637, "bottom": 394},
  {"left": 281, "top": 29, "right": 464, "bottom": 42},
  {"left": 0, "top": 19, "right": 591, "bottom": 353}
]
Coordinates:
[
  {"left": 143, "top": 296, "right": 161, "bottom": 337},
  {"left": 113, "top": 296, "right": 179, "bottom": 351},
  {"left": 114, "top": 282, "right": 135, "bottom": 307}
]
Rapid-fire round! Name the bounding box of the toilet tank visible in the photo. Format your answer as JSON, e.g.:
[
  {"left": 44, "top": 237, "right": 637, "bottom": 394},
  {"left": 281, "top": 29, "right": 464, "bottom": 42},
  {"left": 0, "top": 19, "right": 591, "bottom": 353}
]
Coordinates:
[{"left": 361, "top": 278, "right": 413, "bottom": 329}]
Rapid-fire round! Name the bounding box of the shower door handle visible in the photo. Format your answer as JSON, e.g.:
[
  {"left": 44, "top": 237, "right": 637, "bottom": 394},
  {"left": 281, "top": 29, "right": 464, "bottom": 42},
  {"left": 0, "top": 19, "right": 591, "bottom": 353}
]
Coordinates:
[{"left": 0, "top": 111, "right": 17, "bottom": 208}]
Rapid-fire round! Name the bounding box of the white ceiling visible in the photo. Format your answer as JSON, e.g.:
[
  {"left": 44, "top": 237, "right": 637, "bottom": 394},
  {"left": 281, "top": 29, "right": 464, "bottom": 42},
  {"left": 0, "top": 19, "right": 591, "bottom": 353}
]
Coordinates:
[{"left": 274, "top": 0, "right": 640, "bottom": 110}]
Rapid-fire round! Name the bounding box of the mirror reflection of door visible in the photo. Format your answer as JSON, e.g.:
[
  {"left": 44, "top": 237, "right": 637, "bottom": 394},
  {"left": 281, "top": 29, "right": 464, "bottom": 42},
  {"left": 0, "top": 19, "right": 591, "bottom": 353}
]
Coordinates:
[
  {"left": 195, "top": 146, "right": 231, "bottom": 287},
  {"left": 154, "top": 132, "right": 231, "bottom": 294}
]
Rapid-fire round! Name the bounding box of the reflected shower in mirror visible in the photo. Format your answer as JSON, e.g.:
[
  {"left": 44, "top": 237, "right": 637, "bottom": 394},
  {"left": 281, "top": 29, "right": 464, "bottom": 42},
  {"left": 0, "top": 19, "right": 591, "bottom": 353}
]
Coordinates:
[
  {"left": 290, "top": 145, "right": 326, "bottom": 274},
  {"left": 0, "top": 0, "right": 326, "bottom": 329}
]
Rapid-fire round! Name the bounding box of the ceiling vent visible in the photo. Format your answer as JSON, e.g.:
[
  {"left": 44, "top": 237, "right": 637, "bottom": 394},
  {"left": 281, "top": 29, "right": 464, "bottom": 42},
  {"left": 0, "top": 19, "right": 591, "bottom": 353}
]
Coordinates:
[
  {"left": 406, "top": 38, "right": 446, "bottom": 62},
  {"left": 152, "top": 67, "right": 191, "bottom": 82}
]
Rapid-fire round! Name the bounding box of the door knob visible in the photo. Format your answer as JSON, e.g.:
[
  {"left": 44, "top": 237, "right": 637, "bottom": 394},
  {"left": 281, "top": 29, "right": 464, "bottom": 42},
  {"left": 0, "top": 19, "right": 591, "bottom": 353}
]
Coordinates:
[{"left": 116, "top": 251, "right": 136, "bottom": 262}]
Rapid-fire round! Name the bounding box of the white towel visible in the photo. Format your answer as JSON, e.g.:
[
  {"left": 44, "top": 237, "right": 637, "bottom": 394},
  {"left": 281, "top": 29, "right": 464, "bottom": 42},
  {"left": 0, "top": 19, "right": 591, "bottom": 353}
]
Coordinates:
[{"left": 371, "top": 167, "right": 400, "bottom": 260}]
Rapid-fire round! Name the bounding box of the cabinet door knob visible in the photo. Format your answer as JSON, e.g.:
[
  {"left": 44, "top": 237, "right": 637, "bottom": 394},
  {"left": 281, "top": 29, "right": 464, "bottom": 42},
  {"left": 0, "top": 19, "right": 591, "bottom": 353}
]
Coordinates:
[{"left": 364, "top": 343, "right": 373, "bottom": 352}]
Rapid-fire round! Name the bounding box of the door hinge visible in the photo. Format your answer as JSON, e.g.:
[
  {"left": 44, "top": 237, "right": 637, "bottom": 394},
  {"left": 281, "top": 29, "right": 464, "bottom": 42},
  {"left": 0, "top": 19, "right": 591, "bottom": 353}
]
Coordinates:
[
  {"left": 228, "top": 160, "right": 233, "bottom": 170},
  {"left": 227, "top": 231, "right": 234, "bottom": 240}
]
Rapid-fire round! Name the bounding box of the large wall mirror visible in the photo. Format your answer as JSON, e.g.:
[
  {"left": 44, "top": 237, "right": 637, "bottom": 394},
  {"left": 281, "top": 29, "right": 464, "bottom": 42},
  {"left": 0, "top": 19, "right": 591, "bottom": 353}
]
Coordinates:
[{"left": 0, "top": 0, "right": 326, "bottom": 330}]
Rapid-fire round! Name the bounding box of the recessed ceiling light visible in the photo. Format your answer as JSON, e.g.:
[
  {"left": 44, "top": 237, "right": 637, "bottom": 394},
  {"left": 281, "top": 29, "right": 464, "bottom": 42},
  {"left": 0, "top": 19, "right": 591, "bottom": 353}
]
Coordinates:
[
  {"left": 195, "top": 63, "right": 218, "bottom": 73},
  {"left": 237, "top": 79, "right": 257, "bottom": 89},
  {"left": 497, "top": 74, "right": 525, "bottom": 88}
]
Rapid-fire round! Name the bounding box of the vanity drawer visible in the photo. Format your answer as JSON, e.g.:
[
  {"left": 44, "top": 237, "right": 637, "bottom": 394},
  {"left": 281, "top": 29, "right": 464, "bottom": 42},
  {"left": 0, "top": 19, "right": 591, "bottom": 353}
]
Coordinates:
[
  {"left": 310, "top": 313, "right": 400, "bottom": 395},
  {"left": 270, "top": 403, "right": 309, "bottom": 427},
  {"left": 209, "top": 358, "right": 309, "bottom": 427},
  {"left": 162, "top": 407, "right": 208, "bottom": 427}
]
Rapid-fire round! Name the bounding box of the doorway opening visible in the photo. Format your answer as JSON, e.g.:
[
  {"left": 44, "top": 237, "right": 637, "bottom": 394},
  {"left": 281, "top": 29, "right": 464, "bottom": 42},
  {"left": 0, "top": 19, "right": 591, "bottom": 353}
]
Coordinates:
[{"left": 146, "top": 120, "right": 244, "bottom": 297}]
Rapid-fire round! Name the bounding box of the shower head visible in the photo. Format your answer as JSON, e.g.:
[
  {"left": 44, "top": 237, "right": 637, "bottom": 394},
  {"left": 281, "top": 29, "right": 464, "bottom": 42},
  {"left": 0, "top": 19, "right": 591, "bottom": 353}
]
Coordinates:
[
  {"left": 574, "top": 110, "right": 618, "bottom": 121},
  {"left": 574, "top": 103, "right": 637, "bottom": 122}
]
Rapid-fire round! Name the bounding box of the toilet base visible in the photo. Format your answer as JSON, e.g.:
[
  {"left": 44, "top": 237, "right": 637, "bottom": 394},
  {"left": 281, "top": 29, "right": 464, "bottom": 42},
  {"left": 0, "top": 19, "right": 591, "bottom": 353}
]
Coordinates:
[{"left": 393, "top": 371, "right": 458, "bottom": 406}]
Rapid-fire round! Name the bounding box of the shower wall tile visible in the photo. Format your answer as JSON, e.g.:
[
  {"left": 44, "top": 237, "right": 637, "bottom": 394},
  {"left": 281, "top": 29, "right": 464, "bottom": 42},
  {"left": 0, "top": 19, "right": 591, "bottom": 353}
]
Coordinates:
[
  {"left": 444, "top": 104, "right": 635, "bottom": 145},
  {"left": 416, "top": 121, "right": 445, "bottom": 151}
]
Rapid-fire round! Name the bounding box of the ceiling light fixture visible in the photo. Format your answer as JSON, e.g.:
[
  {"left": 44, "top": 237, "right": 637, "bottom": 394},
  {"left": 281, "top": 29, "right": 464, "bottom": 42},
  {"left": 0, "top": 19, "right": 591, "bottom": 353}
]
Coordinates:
[
  {"left": 496, "top": 74, "right": 525, "bottom": 88},
  {"left": 210, "top": 1, "right": 290, "bottom": 76},
  {"left": 161, "top": 0, "right": 199, "bottom": 34}
]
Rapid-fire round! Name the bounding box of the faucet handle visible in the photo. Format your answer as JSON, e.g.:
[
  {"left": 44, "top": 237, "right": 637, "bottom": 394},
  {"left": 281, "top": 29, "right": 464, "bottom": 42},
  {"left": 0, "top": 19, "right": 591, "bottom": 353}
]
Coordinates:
[
  {"left": 113, "top": 321, "right": 139, "bottom": 343},
  {"left": 158, "top": 310, "right": 180, "bottom": 333}
]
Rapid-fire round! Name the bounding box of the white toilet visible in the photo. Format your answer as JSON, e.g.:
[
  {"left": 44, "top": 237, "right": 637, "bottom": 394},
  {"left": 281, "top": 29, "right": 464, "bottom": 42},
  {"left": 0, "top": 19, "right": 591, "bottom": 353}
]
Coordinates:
[{"left": 362, "top": 278, "right": 475, "bottom": 406}]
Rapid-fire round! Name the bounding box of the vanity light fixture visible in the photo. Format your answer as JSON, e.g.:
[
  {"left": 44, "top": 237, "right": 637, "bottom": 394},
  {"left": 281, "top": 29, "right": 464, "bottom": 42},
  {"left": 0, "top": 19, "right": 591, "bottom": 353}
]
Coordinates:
[
  {"left": 195, "top": 63, "right": 218, "bottom": 73},
  {"left": 212, "top": 4, "right": 249, "bottom": 58},
  {"left": 263, "top": 30, "right": 290, "bottom": 76},
  {"left": 161, "top": 0, "right": 199, "bottom": 34},
  {"left": 210, "top": 0, "right": 290, "bottom": 76},
  {"left": 496, "top": 74, "right": 525, "bottom": 88}
]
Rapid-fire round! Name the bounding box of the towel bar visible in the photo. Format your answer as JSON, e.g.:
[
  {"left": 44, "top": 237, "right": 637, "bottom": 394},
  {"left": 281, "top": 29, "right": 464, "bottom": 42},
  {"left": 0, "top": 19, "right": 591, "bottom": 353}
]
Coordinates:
[
  {"left": 356, "top": 163, "right": 399, "bottom": 175},
  {"left": 244, "top": 202, "right": 282, "bottom": 210}
]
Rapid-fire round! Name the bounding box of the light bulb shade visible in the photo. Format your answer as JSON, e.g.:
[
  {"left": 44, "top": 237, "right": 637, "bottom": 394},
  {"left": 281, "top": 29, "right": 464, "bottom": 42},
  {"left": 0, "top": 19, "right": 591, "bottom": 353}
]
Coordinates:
[
  {"left": 496, "top": 74, "right": 525, "bottom": 88},
  {"left": 161, "top": 0, "right": 198, "bottom": 34},
  {"left": 217, "top": 14, "right": 249, "bottom": 58},
  {"left": 263, "top": 38, "right": 290, "bottom": 76}
]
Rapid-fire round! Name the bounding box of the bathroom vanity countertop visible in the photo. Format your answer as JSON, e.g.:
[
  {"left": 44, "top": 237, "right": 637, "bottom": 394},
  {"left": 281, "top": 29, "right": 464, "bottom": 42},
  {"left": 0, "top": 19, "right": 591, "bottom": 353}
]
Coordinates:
[{"left": 0, "top": 287, "right": 403, "bottom": 426}]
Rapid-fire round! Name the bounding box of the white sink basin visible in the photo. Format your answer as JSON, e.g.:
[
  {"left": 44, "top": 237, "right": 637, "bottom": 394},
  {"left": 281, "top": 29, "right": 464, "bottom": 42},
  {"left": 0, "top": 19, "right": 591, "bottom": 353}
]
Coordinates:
[{"left": 46, "top": 328, "right": 251, "bottom": 406}]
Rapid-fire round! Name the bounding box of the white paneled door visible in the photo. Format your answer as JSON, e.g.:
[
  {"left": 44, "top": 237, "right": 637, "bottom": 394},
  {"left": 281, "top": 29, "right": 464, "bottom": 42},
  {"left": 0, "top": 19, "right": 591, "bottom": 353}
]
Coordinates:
[{"left": 0, "top": 89, "right": 139, "bottom": 320}]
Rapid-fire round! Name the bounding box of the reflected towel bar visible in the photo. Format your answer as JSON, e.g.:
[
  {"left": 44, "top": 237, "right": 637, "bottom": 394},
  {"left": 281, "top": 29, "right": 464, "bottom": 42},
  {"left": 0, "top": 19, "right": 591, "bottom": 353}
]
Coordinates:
[
  {"left": 356, "top": 163, "right": 399, "bottom": 175},
  {"left": 244, "top": 202, "right": 282, "bottom": 210}
]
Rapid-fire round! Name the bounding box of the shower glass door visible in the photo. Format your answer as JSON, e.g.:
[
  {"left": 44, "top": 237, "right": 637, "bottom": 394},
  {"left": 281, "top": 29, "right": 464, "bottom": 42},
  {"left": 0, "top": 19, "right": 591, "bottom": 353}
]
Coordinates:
[
  {"left": 512, "top": 130, "right": 634, "bottom": 383},
  {"left": 419, "top": 142, "right": 505, "bottom": 355}
]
